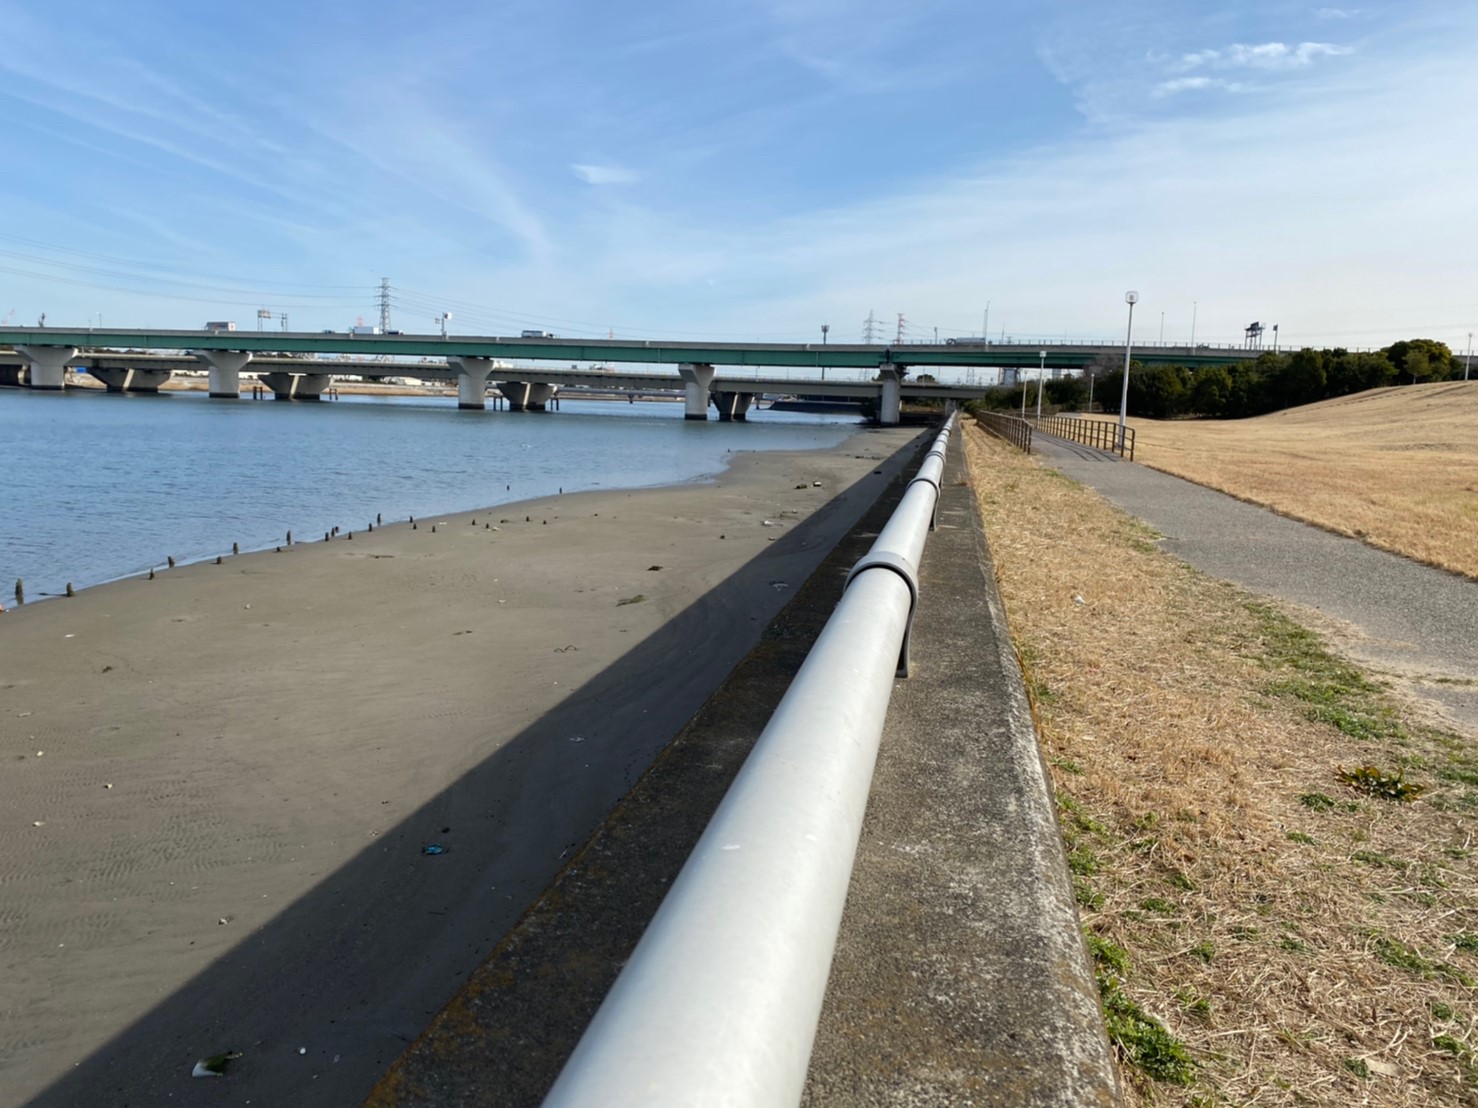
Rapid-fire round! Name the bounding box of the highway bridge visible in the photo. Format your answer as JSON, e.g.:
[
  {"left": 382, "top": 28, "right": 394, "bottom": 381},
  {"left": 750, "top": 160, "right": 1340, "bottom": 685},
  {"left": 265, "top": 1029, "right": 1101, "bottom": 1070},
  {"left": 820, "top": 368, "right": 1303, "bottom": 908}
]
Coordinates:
[{"left": 0, "top": 326, "right": 1264, "bottom": 424}]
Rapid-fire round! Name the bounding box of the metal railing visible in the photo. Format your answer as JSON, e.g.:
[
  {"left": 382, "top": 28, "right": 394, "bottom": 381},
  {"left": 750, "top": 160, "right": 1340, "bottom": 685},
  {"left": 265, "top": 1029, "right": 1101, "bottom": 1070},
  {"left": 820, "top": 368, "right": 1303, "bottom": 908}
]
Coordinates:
[
  {"left": 1035, "top": 414, "right": 1135, "bottom": 460},
  {"left": 542, "top": 414, "right": 957, "bottom": 1108},
  {"left": 973, "top": 410, "right": 1032, "bottom": 453}
]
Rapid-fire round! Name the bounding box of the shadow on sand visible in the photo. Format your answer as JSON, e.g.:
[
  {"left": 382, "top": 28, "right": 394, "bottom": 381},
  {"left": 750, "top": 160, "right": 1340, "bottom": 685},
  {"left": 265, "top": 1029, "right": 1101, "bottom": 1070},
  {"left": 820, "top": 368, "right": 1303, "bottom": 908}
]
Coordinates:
[{"left": 27, "top": 431, "right": 927, "bottom": 1108}]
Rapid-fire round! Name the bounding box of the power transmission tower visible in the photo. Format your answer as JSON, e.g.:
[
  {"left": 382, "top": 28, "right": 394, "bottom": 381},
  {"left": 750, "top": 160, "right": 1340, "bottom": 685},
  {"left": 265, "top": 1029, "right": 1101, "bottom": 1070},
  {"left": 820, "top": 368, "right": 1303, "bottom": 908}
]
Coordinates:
[
  {"left": 895, "top": 313, "right": 907, "bottom": 343},
  {"left": 862, "top": 309, "right": 881, "bottom": 344},
  {"left": 379, "top": 278, "right": 392, "bottom": 334}
]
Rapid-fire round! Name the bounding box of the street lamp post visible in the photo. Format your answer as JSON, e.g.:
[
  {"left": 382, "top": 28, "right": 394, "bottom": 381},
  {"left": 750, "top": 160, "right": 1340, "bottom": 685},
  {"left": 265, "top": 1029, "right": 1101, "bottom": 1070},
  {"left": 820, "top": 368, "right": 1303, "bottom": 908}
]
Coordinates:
[
  {"left": 821, "top": 323, "right": 829, "bottom": 381},
  {"left": 1466, "top": 332, "right": 1472, "bottom": 381},
  {"left": 1036, "top": 350, "right": 1046, "bottom": 421},
  {"left": 1119, "top": 291, "right": 1138, "bottom": 452}
]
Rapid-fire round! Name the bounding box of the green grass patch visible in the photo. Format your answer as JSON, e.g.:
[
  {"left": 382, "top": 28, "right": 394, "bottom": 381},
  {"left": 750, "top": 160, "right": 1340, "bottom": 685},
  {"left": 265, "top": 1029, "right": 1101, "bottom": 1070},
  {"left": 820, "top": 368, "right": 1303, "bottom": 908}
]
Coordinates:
[
  {"left": 1373, "top": 935, "right": 1477, "bottom": 986},
  {"left": 1190, "top": 940, "right": 1216, "bottom": 963},
  {"left": 1068, "top": 846, "right": 1099, "bottom": 877},
  {"left": 1174, "top": 986, "right": 1211, "bottom": 1018},
  {"left": 1074, "top": 879, "right": 1104, "bottom": 911},
  {"left": 1351, "top": 849, "right": 1407, "bottom": 870},
  {"left": 1098, "top": 975, "right": 1196, "bottom": 1085},
  {"left": 1453, "top": 933, "right": 1478, "bottom": 954},
  {"left": 1086, "top": 933, "right": 1130, "bottom": 975},
  {"left": 1286, "top": 831, "right": 1316, "bottom": 845},
  {"left": 1298, "top": 791, "right": 1336, "bottom": 812}
]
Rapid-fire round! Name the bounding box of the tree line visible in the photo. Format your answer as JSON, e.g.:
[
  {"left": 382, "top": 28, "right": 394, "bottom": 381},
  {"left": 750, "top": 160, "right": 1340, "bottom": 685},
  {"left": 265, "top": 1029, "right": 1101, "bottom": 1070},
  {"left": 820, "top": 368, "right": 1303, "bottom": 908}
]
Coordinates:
[{"left": 968, "top": 338, "right": 1468, "bottom": 420}]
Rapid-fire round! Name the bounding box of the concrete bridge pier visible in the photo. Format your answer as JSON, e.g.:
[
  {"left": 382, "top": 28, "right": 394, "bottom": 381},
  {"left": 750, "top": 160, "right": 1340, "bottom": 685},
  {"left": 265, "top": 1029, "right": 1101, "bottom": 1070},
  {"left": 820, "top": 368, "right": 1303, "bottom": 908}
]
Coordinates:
[
  {"left": 0, "top": 364, "right": 26, "bottom": 387},
  {"left": 260, "top": 372, "right": 331, "bottom": 401},
  {"left": 196, "top": 350, "right": 253, "bottom": 398},
  {"left": 878, "top": 364, "right": 902, "bottom": 426},
  {"left": 88, "top": 366, "right": 172, "bottom": 394},
  {"left": 450, "top": 357, "right": 495, "bottom": 410},
  {"left": 678, "top": 363, "right": 716, "bottom": 420},
  {"left": 498, "top": 381, "right": 558, "bottom": 412},
  {"left": 14, "top": 345, "right": 77, "bottom": 391},
  {"left": 711, "top": 390, "right": 754, "bottom": 422}
]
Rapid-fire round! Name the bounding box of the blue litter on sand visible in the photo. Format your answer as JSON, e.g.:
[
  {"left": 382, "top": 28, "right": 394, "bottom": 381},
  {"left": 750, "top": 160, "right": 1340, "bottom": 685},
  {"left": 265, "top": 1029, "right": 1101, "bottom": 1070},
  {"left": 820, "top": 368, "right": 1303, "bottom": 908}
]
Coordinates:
[{"left": 422, "top": 844, "right": 446, "bottom": 856}]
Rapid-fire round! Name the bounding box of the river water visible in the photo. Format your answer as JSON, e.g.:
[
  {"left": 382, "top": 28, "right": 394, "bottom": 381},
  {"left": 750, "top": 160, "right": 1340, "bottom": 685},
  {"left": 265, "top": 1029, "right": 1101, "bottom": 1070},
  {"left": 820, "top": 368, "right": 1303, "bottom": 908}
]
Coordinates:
[{"left": 3, "top": 389, "right": 860, "bottom": 600}]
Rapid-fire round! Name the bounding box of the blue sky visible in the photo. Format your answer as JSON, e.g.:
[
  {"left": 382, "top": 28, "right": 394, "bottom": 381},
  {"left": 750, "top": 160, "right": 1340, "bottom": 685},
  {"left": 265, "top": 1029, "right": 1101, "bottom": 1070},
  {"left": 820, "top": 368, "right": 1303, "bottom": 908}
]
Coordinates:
[{"left": 1, "top": 0, "right": 1474, "bottom": 352}]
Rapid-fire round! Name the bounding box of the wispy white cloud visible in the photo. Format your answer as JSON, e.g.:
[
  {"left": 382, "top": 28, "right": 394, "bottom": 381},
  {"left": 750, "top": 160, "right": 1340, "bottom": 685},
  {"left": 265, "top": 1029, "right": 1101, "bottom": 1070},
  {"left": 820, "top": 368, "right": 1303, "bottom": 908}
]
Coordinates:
[
  {"left": 572, "top": 164, "right": 639, "bottom": 186},
  {"left": 1173, "top": 41, "right": 1353, "bottom": 72},
  {"left": 1317, "top": 7, "right": 1358, "bottom": 18},
  {"left": 1155, "top": 76, "right": 1245, "bottom": 97}
]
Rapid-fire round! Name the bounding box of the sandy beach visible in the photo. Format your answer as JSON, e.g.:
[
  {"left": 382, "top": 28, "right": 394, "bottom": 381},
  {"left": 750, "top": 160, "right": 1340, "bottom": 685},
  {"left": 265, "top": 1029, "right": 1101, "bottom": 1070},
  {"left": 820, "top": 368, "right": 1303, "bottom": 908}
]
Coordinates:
[{"left": 0, "top": 424, "right": 923, "bottom": 1106}]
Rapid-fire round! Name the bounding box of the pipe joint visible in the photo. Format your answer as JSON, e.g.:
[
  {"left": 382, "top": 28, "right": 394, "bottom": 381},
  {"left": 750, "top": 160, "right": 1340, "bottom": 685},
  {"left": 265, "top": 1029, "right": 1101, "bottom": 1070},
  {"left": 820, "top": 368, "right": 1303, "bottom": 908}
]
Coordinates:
[{"left": 844, "top": 550, "right": 919, "bottom": 677}]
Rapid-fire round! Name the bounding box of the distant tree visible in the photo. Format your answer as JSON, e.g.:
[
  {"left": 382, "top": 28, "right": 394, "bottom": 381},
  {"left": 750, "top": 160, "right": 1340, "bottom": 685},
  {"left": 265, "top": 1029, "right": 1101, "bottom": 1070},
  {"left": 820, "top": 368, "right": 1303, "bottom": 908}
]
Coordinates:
[
  {"left": 1310, "top": 348, "right": 1395, "bottom": 398},
  {"left": 1128, "top": 363, "right": 1190, "bottom": 419},
  {"left": 1045, "top": 374, "right": 1088, "bottom": 411},
  {"left": 1223, "top": 362, "right": 1270, "bottom": 418},
  {"left": 1383, "top": 339, "right": 1455, "bottom": 384},
  {"left": 1189, "top": 365, "right": 1233, "bottom": 416},
  {"left": 1275, "top": 348, "right": 1327, "bottom": 407}
]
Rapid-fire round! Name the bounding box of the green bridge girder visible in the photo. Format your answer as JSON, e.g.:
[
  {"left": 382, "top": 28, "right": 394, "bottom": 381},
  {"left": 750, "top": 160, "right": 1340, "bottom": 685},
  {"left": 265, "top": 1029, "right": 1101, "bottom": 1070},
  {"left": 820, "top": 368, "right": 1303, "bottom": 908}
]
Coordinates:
[{"left": 0, "top": 328, "right": 1263, "bottom": 371}]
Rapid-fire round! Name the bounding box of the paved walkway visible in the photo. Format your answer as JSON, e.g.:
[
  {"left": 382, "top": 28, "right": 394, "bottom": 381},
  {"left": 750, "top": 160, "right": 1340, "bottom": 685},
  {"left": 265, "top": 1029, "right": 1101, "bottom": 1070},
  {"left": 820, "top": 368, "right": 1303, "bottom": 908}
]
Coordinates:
[{"left": 1032, "top": 433, "right": 1478, "bottom": 735}]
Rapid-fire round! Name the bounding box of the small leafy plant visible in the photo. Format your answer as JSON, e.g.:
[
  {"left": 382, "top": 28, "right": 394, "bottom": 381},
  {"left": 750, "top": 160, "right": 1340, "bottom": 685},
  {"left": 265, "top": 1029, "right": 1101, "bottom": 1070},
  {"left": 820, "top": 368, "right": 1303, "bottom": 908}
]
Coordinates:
[{"left": 1336, "top": 765, "right": 1425, "bottom": 802}]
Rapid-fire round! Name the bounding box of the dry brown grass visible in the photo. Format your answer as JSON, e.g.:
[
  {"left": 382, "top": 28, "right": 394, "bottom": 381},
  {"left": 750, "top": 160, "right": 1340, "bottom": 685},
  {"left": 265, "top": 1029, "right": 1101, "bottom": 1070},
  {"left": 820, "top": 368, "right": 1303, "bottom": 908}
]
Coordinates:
[
  {"left": 963, "top": 422, "right": 1478, "bottom": 1106},
  {"left": 1127, "top": 382, "right": 1478, "bottom": 580}
]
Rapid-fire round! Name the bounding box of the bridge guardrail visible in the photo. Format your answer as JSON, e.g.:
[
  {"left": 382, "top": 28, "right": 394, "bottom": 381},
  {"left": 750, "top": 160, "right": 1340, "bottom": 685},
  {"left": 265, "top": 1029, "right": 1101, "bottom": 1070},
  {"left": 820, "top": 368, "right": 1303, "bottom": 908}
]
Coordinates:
[
  {"left": 1034, "top": 414, "right": 1134, "bottom": 460},
  {"left": 541, "top": 413, "right": 958, "bottom": 1108},
  {"left": 972, "top": 410, "right": 1032, "bottom": 453}
]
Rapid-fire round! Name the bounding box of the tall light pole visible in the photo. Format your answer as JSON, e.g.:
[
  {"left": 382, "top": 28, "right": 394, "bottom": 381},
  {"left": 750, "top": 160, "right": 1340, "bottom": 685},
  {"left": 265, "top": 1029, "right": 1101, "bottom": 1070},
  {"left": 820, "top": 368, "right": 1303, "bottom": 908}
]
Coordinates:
[
  {"left": 1466, "top": 332, "right": 1472, "bottom": 381},
  {"left": 1036, "top": 350, "right": 1046, "bottom": 420},
  {"left": 1119, "top": 291, "right": 1138, "bottom": 452},
  {"left": 820, "top": 323, "right": 829, "bottom": 380}
]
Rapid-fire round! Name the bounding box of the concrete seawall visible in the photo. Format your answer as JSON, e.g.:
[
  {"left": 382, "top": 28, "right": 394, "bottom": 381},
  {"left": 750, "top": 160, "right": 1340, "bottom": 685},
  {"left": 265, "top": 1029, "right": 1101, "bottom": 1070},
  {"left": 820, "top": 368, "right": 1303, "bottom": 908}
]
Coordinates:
[{"left": 367, "top": 431, "right": 1118, "bottom": 1106}]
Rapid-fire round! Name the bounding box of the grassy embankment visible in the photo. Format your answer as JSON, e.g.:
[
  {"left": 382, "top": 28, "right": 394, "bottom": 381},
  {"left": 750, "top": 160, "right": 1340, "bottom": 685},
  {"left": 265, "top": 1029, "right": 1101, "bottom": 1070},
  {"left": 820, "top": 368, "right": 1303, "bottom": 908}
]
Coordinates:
[
  {"left": 964, "top": 422, "right": 1478, "bottom": 1106},
  {"left": 1127, "top": 381, "right": 1478, "bottom": 580}
]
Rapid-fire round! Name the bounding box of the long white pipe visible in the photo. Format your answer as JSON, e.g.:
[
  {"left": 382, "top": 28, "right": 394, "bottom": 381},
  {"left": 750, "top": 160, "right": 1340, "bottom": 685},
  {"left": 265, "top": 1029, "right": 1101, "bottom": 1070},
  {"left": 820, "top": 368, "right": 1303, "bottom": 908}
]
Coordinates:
[{"left": 543, "top": 415, "right": 955, "bottom": 1108}]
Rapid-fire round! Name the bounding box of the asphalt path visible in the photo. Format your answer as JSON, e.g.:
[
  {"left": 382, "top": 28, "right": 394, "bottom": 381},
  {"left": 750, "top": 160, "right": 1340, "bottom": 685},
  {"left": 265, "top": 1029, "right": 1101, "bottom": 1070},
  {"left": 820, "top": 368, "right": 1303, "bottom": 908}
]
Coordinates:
[{"left": 1032, "top": 433, "right": 1478, "bottom": 736}]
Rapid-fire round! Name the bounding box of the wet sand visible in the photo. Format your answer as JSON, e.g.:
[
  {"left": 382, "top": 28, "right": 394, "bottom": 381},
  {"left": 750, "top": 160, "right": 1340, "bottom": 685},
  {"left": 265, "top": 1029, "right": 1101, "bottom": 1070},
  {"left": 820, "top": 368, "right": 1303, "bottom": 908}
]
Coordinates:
[{"left": 0, "top": 425, "right": 922, "bottom": 1106}]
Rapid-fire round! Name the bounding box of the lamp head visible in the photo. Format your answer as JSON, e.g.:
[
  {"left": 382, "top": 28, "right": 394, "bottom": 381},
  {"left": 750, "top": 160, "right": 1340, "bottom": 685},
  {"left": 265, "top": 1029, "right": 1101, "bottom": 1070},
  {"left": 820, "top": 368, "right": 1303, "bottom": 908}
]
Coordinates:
[{"left": 1125, "top": 291, "right": 1139, "bottom": 305}]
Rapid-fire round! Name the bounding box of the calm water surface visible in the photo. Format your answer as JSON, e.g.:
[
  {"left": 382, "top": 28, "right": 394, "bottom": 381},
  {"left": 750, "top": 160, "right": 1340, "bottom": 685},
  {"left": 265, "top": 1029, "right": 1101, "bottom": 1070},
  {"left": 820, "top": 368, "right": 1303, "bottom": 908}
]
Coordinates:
[{"left": 3, "top": 389, "right": 861, "bottom": 599}]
